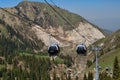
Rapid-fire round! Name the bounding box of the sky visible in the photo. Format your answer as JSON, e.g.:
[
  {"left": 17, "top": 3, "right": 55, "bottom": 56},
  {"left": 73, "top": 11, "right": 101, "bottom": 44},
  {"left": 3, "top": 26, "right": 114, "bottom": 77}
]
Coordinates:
[{"left": 0, "top": 0, "right": 120, "bottom": 32}]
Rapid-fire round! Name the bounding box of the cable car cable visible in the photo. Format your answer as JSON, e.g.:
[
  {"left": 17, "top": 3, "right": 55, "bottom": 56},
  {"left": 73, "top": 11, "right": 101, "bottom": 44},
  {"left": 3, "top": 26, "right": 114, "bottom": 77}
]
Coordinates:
[
  {"left": 44, "top": 0, "right": 89, "bottom": 57},
  {"left": 44, "top": 0, "right": 93, "bottom": 44}
]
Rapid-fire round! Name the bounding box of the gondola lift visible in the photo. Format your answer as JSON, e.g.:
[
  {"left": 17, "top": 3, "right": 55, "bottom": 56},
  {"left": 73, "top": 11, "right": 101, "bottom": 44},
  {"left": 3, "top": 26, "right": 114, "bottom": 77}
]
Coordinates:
[
  {"left": 76, "top": 43, "right": 87, "bottom": 56},
  {"left": 48, "top": 34, "right": 60, "bottom": 58},
  {"left": 48, "top": 43, "right": 60, "bottom": 56}
]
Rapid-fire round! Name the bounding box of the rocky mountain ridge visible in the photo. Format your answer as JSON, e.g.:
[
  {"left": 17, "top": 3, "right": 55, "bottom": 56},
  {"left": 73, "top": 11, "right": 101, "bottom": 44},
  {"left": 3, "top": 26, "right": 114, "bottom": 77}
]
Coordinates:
[{"left": 0, "top": 1, "right": 105, "bottom": 51}]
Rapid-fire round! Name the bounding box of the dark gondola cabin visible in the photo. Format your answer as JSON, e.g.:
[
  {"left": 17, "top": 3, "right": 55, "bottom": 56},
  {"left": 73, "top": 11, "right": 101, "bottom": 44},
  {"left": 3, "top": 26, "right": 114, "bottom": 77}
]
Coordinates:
[
  {"left": 76, "top": 43, "right": 87, "bottom": 56},
  {"left": 48, "top": 43, "right": 60, "bottom": 56}
]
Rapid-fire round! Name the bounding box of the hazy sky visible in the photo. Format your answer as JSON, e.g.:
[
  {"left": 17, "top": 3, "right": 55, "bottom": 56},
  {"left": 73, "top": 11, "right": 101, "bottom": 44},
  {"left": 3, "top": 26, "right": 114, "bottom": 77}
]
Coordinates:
[{"left": 0, "top": 0, "right": 120, "bottom": 31}]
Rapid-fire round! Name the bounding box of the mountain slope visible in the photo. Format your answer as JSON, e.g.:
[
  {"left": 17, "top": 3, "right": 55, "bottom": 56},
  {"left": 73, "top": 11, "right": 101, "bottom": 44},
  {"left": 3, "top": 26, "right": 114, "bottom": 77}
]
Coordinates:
[
  {"left": 95, "top": 29, "right": 120, "bottom": 53},
  {"left": 0, "top": 1, "right": 105, "bottom": 52},
  {"left": 86, "top": 29, "right": 120, "bottom": 72}
]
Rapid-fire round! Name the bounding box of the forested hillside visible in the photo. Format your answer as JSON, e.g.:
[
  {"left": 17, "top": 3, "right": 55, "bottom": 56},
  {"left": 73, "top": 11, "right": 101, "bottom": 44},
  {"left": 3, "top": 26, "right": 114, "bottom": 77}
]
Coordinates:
[
  {"left": 85, "top": 30, "right": 120, "bottom": 80},
  {"left": 0, "top": 1, "right": 106, "bottom": 80}
]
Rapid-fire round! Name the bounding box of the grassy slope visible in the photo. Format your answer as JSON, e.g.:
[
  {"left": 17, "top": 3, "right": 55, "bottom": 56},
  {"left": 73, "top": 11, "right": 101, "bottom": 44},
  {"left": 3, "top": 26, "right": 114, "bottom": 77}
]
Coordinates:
[
  {"left": 98, "top": 48, "right": 120, "bottom": 67},
  {"left": 15, "top": 1, "right": 102, "bottom": 31},
  {"left": 0, "top": 24, "right": 8, "bottom": 36},
  {"left": 87, "top": 48, "right": 120, "bottom": 71},
  {"left": 19, "top": 52, "right": 64, "bottom": 64},
  {"left": 86, "top": 30, "right": 120, "bottom": 72}
]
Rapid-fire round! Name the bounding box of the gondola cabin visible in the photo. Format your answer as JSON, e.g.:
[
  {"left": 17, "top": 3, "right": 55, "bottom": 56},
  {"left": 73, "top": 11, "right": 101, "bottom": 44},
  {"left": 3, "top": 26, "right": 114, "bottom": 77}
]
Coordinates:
[
  {"left": 76, "top": 43, "right": 87, "bottom": 56},
  {"left": 48, "top": 43, "right": 60, "bottom": 56}
]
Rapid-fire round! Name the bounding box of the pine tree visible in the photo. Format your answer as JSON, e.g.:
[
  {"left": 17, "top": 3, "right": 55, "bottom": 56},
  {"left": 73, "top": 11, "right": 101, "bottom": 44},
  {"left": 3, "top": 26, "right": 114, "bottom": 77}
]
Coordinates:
[
  {"left": 53, "top": 70, "right": 57, "bottom": 80},
  {"left": 83, "top": 73, "right": 87, "bottom": 80},
  {"left": 88, "top": 72, "right": 93, "bottom": 80},
  {"left": 113, "top": 56, "right": 120, "bottom": 80},
  {"left": 67, "top": 73, "right": 72, "bottom": 80}
]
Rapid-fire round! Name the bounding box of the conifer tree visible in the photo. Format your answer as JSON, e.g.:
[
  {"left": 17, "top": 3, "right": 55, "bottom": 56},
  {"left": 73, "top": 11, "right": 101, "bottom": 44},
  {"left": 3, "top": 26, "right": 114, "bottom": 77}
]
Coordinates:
[
  {"left": 87, "top": 72, "right": 93, "bottom": 80},
  {"left": 113, "top": 56, "right": 120, "bottom": 80},
  {"left": 75, "top": 76, "right": 79, "bottom": 80},
  {"left": 67, "top": 73, "right": 72, "bottom": 80},
  {"left": 83, "top": 73, "right": 87, "bottom": 80}
]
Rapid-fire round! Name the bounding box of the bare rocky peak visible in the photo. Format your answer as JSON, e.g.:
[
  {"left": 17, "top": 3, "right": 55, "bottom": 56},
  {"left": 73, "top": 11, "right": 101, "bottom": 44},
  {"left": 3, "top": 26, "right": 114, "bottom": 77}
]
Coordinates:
[{"left": 0, "top": 1, "right": 105, "bottom": 51}]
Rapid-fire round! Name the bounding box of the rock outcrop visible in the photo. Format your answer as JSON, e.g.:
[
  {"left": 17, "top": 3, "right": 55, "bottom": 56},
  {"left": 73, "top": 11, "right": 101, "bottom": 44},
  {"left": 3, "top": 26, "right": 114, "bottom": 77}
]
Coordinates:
[{"left": 0, "top": 1, "right": 105, "bottom": 51}]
